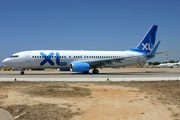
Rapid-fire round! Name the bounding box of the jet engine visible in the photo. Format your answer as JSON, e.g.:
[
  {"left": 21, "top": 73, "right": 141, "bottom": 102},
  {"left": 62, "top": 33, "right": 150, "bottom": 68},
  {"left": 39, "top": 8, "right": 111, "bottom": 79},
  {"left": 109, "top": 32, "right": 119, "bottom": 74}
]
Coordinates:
[{"left": 70, "top": 62, "right": 90, "bottom": 72}]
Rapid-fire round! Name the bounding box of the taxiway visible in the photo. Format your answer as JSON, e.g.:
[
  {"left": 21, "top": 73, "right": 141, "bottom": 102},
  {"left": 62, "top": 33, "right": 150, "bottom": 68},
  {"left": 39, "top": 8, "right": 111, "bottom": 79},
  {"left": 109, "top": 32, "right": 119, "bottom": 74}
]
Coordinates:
[{"left": 0, "top": 68, "right": 180, "bottom": 81}]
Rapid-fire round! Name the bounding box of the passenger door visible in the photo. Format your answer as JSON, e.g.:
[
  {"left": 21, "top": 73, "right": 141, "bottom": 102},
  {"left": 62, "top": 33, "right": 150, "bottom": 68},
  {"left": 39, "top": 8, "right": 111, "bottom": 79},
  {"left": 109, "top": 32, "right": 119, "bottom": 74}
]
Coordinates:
[{"left": 25, "top": 52, "right": 30, "bottom": 62}]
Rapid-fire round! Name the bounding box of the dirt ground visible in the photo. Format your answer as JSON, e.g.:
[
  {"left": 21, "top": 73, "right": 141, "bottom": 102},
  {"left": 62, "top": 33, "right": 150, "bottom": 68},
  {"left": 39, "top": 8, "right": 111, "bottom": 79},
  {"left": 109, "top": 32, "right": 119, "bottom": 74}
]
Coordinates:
[{"left": 0, "top": 81, "right": 180, "bottom": 120}]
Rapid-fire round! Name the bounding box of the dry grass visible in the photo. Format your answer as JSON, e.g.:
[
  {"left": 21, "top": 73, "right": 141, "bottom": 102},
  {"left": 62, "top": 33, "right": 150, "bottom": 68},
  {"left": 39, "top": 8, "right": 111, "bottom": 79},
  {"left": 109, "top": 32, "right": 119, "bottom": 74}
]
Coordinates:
[
  {"left": 95, "top": 81, "right": 180, "bottom": 106},
  {"left": 2, "top": 103, "right": 82, "bottom": 120},
  {"left": 95, "top": 81, "right": 180, "bottom": 119},
  {"left": 0, "top": 81, "right": 180, "bottom": 119}
]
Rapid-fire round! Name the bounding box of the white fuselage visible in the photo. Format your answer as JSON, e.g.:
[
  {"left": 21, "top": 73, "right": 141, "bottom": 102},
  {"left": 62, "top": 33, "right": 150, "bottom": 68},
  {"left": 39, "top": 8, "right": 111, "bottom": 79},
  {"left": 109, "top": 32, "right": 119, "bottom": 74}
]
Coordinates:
[{"left": 3, "top": 50, "right": 147, "bottom": 69}]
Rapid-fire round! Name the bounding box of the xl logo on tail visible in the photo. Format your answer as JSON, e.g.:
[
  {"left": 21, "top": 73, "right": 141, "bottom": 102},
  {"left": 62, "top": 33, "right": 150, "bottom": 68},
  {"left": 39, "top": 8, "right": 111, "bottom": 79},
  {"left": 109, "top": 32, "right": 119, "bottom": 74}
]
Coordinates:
[{"left": 142, "top": 43, "right": 152, "bottom": 51}]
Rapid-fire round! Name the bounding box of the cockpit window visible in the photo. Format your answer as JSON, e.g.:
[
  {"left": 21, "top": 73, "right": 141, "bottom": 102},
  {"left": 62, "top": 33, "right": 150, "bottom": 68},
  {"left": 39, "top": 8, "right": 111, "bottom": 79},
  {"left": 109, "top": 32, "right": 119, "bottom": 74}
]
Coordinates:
[{"left": 11, "top": 55, "right": 19, "bottom": 58}]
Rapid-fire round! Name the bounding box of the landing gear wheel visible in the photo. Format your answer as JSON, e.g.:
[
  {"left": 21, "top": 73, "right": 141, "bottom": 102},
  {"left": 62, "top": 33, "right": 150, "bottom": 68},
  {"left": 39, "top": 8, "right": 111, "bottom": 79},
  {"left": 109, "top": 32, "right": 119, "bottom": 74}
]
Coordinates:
[
  {"left": 20, "top": 71, "right": 24, "bottom": 75},
  {"left": 83, "top": 71, "right": 89, "bottom": 74},
  {"left": 92, "top": 69, "right": 99, "bottom": 74}
]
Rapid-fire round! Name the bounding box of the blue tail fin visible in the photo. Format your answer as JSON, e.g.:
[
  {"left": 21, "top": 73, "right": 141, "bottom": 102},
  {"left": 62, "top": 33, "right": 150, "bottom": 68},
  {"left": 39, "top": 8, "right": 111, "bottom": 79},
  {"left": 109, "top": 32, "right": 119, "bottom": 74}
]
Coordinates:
[{"left": 128, "top": 25, "right": 158, "bottom": 54}]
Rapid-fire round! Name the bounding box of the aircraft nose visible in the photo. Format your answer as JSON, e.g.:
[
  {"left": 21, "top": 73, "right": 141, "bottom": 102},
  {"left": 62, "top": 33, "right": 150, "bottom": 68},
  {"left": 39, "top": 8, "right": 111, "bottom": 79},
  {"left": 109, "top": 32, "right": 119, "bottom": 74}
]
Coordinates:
[{"left": 3, "top": 58, "right": 11, "bottom": 65}]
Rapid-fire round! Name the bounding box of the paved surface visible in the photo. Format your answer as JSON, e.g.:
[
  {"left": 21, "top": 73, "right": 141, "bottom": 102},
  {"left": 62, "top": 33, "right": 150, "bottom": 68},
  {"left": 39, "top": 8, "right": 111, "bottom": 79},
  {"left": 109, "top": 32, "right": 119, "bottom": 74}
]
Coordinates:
[{"left": 0, "top": 68, "right": 180, "bottom": 81}]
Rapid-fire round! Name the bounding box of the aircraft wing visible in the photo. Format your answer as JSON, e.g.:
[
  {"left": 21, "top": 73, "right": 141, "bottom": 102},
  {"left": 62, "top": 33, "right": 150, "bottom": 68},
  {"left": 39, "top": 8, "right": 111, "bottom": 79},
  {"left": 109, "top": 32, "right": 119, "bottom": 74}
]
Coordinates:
[
  {"left": 88, "top": 51, "right": 175, "bottom": 67},
  {"left": 88, "top": 55, "right": 142, "bottom": 67},
  {"left": 167, "top": 64, "right": 174, "bottom": 67}
]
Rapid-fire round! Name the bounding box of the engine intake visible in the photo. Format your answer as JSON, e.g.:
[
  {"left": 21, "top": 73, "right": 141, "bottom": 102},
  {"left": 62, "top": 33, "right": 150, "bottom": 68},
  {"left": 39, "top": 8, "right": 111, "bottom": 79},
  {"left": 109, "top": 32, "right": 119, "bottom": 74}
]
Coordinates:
[{"left": 70, "top": 62, "right": 90, "bottom": 72}]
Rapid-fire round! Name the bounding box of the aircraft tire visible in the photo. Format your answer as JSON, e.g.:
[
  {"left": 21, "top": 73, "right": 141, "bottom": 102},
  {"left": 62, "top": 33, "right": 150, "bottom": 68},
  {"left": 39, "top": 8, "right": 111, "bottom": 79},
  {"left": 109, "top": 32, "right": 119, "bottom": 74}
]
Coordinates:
[
  {"left": 83, "top": 71, "right": 89, "bottom": 74},
  {"left": 20, "top": 71, "right": 24, "bottom": 75},
  {"left": 92, "top": 69, "right": 99, "bottom": 74}
]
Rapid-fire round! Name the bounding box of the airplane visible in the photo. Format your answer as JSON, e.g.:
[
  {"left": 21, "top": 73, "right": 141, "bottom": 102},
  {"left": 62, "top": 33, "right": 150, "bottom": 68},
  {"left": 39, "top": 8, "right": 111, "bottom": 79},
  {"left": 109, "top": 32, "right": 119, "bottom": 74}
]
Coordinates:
[
  {"left": 157, "top": 61, "right": 180, "bottom": 68},
  {"left": 2, "top": 25, "right": 173, "bottom": 75}
]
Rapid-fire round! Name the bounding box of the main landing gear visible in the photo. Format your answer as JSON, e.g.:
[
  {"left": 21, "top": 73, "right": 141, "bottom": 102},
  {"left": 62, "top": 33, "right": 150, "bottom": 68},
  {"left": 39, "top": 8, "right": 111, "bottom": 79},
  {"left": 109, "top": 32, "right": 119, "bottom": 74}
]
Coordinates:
[
  {"left": 83, "top": 71, "right": 89, "bottom": 74},
  {"left": 92, "top": 68, "right": 99, "bottom": 74},
  {"left": 20, "top": 71, "right": 24, "bottom": 75}
]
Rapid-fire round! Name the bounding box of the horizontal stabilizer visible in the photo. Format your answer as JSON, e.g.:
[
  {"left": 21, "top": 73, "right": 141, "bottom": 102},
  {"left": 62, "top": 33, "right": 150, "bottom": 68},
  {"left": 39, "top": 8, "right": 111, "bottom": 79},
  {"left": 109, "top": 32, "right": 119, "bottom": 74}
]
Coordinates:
[{"left": 153, "top": 50, "right": 176, "bottom": 55}]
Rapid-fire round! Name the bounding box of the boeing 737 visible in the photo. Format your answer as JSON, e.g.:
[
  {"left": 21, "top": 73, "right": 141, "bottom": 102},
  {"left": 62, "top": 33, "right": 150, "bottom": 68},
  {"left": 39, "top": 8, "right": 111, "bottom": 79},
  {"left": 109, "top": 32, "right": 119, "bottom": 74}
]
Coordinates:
[{"left": 3, "top": 25, "right": 172, "bottom": 75}]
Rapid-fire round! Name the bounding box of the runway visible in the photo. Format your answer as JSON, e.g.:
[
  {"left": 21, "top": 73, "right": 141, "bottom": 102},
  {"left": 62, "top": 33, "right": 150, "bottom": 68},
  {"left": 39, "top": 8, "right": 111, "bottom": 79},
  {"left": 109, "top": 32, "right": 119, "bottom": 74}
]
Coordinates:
[{"left": 0, "top": 68, "right": 180, "bottom": 81}]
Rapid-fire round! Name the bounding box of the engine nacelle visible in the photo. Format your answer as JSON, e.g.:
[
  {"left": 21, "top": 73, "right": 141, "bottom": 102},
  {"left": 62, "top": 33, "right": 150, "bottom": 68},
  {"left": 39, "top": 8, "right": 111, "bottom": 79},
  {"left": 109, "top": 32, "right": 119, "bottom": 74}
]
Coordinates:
[{"left": 70, "top": 62, "right": 90, "bottom": 72}]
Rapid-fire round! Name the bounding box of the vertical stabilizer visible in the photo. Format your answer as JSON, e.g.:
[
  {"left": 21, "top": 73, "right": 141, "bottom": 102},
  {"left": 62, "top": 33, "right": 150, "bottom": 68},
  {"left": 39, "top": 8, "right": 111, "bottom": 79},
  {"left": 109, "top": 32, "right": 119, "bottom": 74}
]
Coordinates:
[{"left": 128, "top": 25, "right": 158, "bottom": 54}]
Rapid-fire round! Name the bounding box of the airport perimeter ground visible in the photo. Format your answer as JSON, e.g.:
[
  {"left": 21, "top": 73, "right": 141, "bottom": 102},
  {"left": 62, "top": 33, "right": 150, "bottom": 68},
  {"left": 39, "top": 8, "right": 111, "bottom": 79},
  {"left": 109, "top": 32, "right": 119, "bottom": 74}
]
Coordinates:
[{"left": 0, "top": 68, "right": 180, "bottom": 120}]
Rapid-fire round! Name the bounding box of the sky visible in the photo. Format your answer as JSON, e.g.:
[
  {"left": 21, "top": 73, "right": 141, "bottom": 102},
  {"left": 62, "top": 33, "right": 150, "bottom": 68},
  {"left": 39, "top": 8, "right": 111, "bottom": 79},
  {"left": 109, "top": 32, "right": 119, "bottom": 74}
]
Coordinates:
[{"left": 0, "top": 0, "right": 180, "bottom": 66}]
